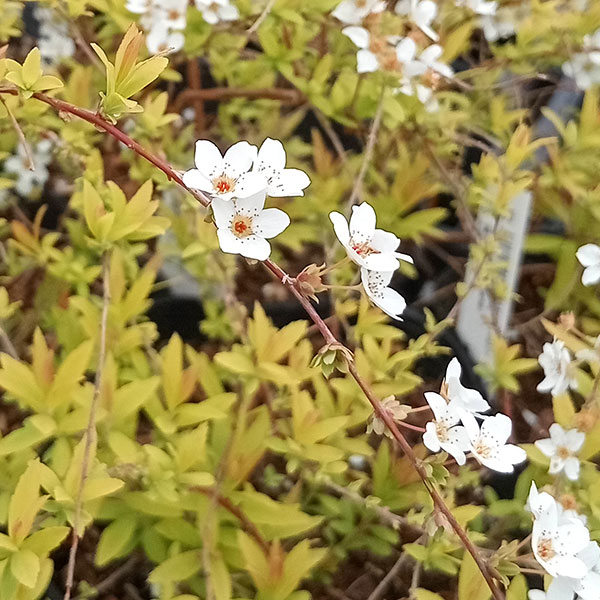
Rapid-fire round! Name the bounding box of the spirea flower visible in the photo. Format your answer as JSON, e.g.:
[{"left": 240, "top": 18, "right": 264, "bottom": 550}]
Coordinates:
[
  {"left": 360, "top": 268, "right": 407, "bottom": 320},
  {"left": 329, "top": 203, "right": 413, "bottom": 271},
  {"left": 443, "top": 358, "right": 491, "bottom": 417},
  {"left": 127, "top": 0, "right": 188, "bottom": 54},
  {"left": 211, "top": 190, "right": 290, "bottom": 261},
  {"left": 395, "top": 0, "right": 439, "bottom": 40},
  {"left": 3, "top": 140, "right": 53, "bottom": 197},
  {"left": 528, "top": 483, "right": 591, "bottom": 578},
  {"left": 422, "top": 392, "right": 469, "bottom": 465},
  {"left": 462, "top": 413, "right": 526, "bottom": 473},
  {"left": 253, "top": 138, "right": 311, "bottom": 197},
  {"left": 195, "top": 0, "right": 239, "bottom": 24},
  {"left": 367, "top": 396, "right": 411, "bottom": 437},
  {"left": 576, "top": 244, "right": 600, "bottom": 286},
  {"left": 537, "top": 340, "right": 577, "bottom": 397},
  {"left": 535, "top": 424, "right": 585, "bottom": 481},
  {"left": 332, "top": 0, "right": 386, "bottom": 25},
  {"left": 35, "top": 6, "right": 76, "bottom": 65},
  {"left": 146, "top": 23, "right": 185, "bottom": 54},
  {"left": 183, "top": 140, "right": 266, "bottom": 201}
]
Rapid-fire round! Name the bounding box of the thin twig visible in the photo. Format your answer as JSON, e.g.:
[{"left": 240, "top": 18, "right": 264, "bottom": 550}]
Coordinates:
[
  {"left": 64, "top": 252, "right": 111, "bottom": 600},
  {"left": 7, "top": 88, "right": 504, "bottom": 600},
  {"left": 346, "top": 90, "right": 385, "bottom": 207},
  {"left": 0, "top": 326, "right": 18, "bottom": 359},
  {"left": 245, "top": 0, "right": 276, "bottom": 37},
  {"left": 313, "top": 108, "right": 347, "bottom": 163},
  {"left": 1, "top": 98, "right": 35, "bottom": 170}
]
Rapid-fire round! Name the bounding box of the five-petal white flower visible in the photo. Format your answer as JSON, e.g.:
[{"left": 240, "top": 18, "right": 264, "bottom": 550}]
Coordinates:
[
  {"left": 576, "top": 243, "right": 600, "bottom": 286},
  {"left": 330, "top": 203, "right": 413, "bottom": 272},
  {"left": 537, "top": 340, "right": 577, "bottom": 397},
  {"left": 253, "top": 138, "right": 311, "bottom": 197},
  {"left": 360, "top": 268, "right": 407, "bottom": 320},
  {"left": 422, "top": 392, "right": 470, "bottom": 465},
  {"left": 195, "top": 0, "right": 239, "bottom": 24},
  {"left": 183, "top": 140, "right": 266, "bottom": 201},
  {"left": 443, "top": 358, "right": 491, "bottom": 417},
  {"left": 528, "top": 484, "right": 591, "bottom": 578},
  {"left": 462, "top": 413, "right": 526, "bottom": 472},
  {"left": 211, "top": 190, "right": 290, "bottom": 261},
  {"left": 535, "top": 423, "right": 585, "bottom": 481}
]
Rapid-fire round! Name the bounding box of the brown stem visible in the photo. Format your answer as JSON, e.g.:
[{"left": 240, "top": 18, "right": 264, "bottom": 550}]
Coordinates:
[
  {"left": 64, "top": 252, "right": 111, "bottom": 600},
  {"left": 191, "top": 486, "right": 270, "bottom": 555},
  {"left": 5, "top": 88, "right": 503, "bottom": 600}
]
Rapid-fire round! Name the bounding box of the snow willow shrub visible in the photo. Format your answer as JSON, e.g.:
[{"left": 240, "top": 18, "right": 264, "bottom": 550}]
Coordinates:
[{"left": 1, "top": 0, "right": 600, "bottom": 599}]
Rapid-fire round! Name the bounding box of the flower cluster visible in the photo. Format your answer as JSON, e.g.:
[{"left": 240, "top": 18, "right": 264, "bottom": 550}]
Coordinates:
[
  {"left": 333, "top": 0, "right": 453, "bottom": 111},
  {"left": 528, "top": 483, "right": 599, "bottom": 600},
  {"left": 329, "top": 203, "right": 413, "bottom": 319},
  {"left": 563, "top": 30, "right": 600, "bottom": 91},
  {"left": 2, "top": 139, "right": 53, "bottom": 198},
  {"left": 535, "top": 423, "right": 585, "bottom": 481},
  {"left": 537, "top": 339, "right": 577, "bottom": 397},
  {"left": 422, "top": 358, "right": 527, "bottom": 471},
  {"left": 127, "top": 0, "right": 239, "bottom": 54},
  {"left": 183, "top": 138, "right": 309, "bottom": 261}
]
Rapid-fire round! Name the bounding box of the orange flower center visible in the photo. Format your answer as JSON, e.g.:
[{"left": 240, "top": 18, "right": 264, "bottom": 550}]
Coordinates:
[
  {"left": 557, "top": 446, "right": 571, "bottom": 460},
  {"left": 537, "top": 538, "right": 556, "bottom": 561},
  {"left": 231, "top": 216, "right": 253, "bottom": 238},
  {"left": 213, "top": 175, "right": 236, "bottom": 194},
  {"left": 351, "top": 241, "right": 378, "bottom": 256}
]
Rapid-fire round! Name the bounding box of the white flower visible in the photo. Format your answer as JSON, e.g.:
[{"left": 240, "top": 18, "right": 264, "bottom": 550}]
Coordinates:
[
  {"left": 443, "top": 357, "right": 491, "bottom": 417},
  {"left": 195, "top": 0, "right": 239, "bottom": 24},
  {"left": 342, "top": 27, "right": 380, "bottom": 73},
  {"left": 456, "top": 0, "right": 497, "bottom": 15},
  {"left": 183, "top": 140, "right": 266, "bottom": 201},
  {"left": 361, "top": 268, "right": 407, "bottom": 320},
  {"left": 3, "top": 140, "right": 53, "bottom": 197},
  {"left": 329, "top": 203, "right": 414, "bottom": 271},
  {"left": 535, "top": 424, "right": 585, "bottom": 481},
  {"left": 537, "top": 340, "right": 577, "bottom": 397},
  {"left": 415, "top": 44, "right": 453, "bottom": 78},
  {"left": 563, "top": 54, "right": 600, "bottom": 91},
  {"left": 576, "top": 244, "right": 600, "bottom": 286},
  {"left": 422, "top": 392, "right": 470, "bottom": 465},
  {"left": 479, "top": 7, "right": 518, "bottom": 42},
  {"left": 462, "top": 413, "right": 526, "bottom": 472},
  {"left": 395, "top": 0, "right": 439, "bottom": 41},
  {"left": 35, "top": 6, "right": 75, "bottom": 66},
  {"left": 529, "top": 485, "right": 591, "bottom": 578},
  {"left": 158, "top": 0, "right": 188, "bottom": 29},
  {"left": 367, "top": 397, "right": 410, "bottom": 437},
  {"left": 332, "top": 0, "right": 386, "bottom": 25},
  {"left": 126, "top": 0, "right": 151, "bottom": 14},
  {"left": 146, "top": 23, "right": 185, "bottom": 54},
  {"left": 253, "top": 138, "right": 310, "bottom": 197},
  {"left": 211, "top": 190, "right": 290, "bottom": 260}
]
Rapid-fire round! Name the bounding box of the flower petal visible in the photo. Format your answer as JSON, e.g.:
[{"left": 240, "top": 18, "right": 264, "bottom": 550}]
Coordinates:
[
  {"left": 183, "top": 168, "right": 213, "bottom": 193},
  {"left": 424, "top": 391, "right": 448, "bottom": 421},
  {"left": 257, "top": 138, "right": 286, "bottom": 172},
  {"left": 194, "top": 140, "right": 224, "bottom": 178},
  {"left": 234, "top": 171, "right": 268, "bottom": 199},
  {"left": 576, "top": 243, "right": 600, "bottom": 267},
  {"left": 253, "top": 208, "right": 291, "bottom": 239},
  {"left": 582, "top": 265, "right": 600, "bottom": 286},
  {"left": 423, "top": 422, "right": 441, "bottom": 452},
  {"left": 356, "top": 49, "right": 379, "bottom": 73},
  {"left": 268, "top": 168, "right": 311, "bottom": 197},
  {"left": 342, "top": 26, "right": 370, "bottom": 49},
  {"left": 371, "top": 229, "right": 400, "bottom": 253},
  {"left": 222, "top": 141, "right": 257, "bottom": 178},
  {"left": 330, "top": 211, "right": 351, "bottom": 245},
  {"left": 211, "top": 197, "right": 235, "bottom": 229},
  {"left": 235, "top": 190, "right": 266, "bottom": 217},
  {"left": 362, "top": 253, "right": 400, "bottom": 271},
  {"left": 349, "top": 203, "right": 377, "bottom": 243}
]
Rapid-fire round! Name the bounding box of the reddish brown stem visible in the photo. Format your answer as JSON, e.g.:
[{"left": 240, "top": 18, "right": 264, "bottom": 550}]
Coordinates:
[{"left": 2, "top": 88, "right": 503, "bottom": 600}]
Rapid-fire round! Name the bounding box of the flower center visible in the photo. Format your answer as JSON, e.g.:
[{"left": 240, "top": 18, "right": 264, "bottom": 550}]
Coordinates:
[
  {"left": 231, "top": 215, "right": 253, "bottom": 238},
  {"left": 351, "top": 240, "right": 378, "bottom": 256},
  {"left": 168, "top": 9, "right": 181, "bottom": 19},
  {"left": 557, "top": 446, "right": 571, "bottom": 460},
  {"left": 536, "top": 537, "right": 556, "bottom": 561},
  {"left": 435, "top": 421, "right": 449, "bottom": 442},
  {"left": 212, "top": 174, "right": 236, "bottom": 195},
  {"left": 474, "top": 440, "right": 493, "bottom": 459}
]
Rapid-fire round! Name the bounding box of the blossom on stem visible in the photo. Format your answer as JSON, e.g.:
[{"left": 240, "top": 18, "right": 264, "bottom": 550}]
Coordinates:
[
  {"left": 183, "top": 140, "right": 266, "bottom": 201},
  {"left": 146, "top": 23, "right": 185, "bottom": 54},
  {"left": 332, "top": 0, "right": 386, "bottom": 25},
  {"left": 537, "top": 340, "right": 577, "bottom": 397},
  {"left": 360, "top": 268, "right": 407, "bottom": 320},
  {"left": 422, "top": 392, "right": 469, "bottom": 465},
  {"left": 462, "top": 413, "right": 526, "bottom": 472},
  {"left": 253, "top": 138, "right": 311, "bottom": 197},
  {"left": 576, "top": 243, "right": 600, "bottom": 286},
  {"left": 211, "top": 190, "right": 290, "bottom": 260},
  {"left": 329, "top": 203, "right": 413, "bottom": 271},
  {"left": 535, "top": 424, "right": 585, "bottom": 481},
  {"left": 443, "top": 358, "right": 491, "bottom": 417},
  {"left": 367, "top": 396, "right": 410, "bottom": 437},
  {"left": 395, "top": 0, "right": 439, "bottom": 40},
  {"left": 195, "top": 0, "right": 239, "bottom": 24}
]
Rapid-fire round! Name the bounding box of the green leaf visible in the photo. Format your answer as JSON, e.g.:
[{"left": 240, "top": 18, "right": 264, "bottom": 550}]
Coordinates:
[
  {"left": 414, "top": 590, "right": 445, "bottom": 600},
  {"left": 10, "top": 549, "right": 39, "bottom": 588},
  {"left": 457, "top": 552, "right": 491, "bottom": 600},
  {"left": 8, "top": 460, "right": 47, "bottom": 544},
  {"left": 96, "top": 516, "right": 137, "bottom": 567},
  {"left": 21, "top": 527, "right": 69, "bottom": 556},
  {"left": 506, "top": 574, "right": 528, "bottom": 600},
  {"left": 149, "top": 550, "right": 202, "bottom": 583}
]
